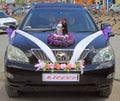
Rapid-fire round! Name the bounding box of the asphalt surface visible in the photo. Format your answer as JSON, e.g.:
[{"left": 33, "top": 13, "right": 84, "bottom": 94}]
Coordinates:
[
  {"left": 110, "top": 35, "right": 120, "bottom": 80},
  {"left": 0, "top": 34, "right": 8, "bottom": 72}
]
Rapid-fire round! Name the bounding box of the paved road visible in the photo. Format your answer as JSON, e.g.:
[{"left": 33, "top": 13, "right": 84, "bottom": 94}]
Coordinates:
[
  {"left": 0, "top": 34, "right": 120, "bottom": 101},
  {"left": 0, "top": 34, "right": 8, "bottom": 72},
  {"left": 110, "top": 35, "right": 120, "bottom": 80}
]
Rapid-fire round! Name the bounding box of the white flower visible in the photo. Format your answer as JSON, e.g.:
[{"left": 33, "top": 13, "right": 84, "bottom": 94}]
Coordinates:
[
  {"left": 54, "top": 34, "right": 59, "bottom": 37},
  {"left": 50, "top": 63, "right": 54, "bottom": 69},
  {"left": 79, "top": 60, "right": 85, "bottom": 68},
  {"left": 61, "top": 64, "right": 66, "bottom": 69},
  {"left": 35, "top": 60, "right": 46, "bottom": 69}
]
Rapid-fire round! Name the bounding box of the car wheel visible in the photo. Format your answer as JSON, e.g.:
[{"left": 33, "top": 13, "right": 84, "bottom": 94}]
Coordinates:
[
  {"left": 5, "top": 80, "right": 20, "bottom": 97},
  {"left": 99, "top": 86, "right": 112, "bottom": 98}
]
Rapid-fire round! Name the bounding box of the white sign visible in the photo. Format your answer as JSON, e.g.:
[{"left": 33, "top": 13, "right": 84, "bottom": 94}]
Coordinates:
[{"left": 42, "top": 73, "right": 80, "bottom": 82}]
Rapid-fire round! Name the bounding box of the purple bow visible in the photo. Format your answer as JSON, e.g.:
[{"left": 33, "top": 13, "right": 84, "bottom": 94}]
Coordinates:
[
  {"left": 102, "top": 26, "right": 112, "bottom": 40},
  {"left": 6, "top": 28, "right": 14, "bottom": 39}
]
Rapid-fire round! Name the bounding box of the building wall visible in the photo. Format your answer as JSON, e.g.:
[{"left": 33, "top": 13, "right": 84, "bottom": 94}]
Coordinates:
[
  {"left": 23, "top": 0, "right": 58, "bottom": 3},
  {"left": 75, "top": 0, "right": 93, "bottom": 4},
  {"left": 116, "top": 0, "right": 120, "bottom": 4},
  {"left": 95, "top": 0, "right": 120, "bottom": 9},
  {"left": 96, "top": 0, "right": 120, "bottom": 5}
]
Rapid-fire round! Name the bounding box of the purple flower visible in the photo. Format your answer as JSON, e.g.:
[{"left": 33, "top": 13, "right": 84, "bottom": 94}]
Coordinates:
[{"left": 47, "top": 33, "right": 75, "bottom": 47}]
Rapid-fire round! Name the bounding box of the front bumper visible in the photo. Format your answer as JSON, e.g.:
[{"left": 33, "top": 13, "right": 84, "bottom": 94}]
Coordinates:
[
  {"left": 5, "top": 60, "right": 115, "bottom": 92},
  {"left": 0, "top": 26, "right": 8, "bottom": 33}
]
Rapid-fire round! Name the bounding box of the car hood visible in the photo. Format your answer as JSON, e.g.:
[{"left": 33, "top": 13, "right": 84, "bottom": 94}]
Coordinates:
[
  {"left": 11, "top": 31, "right": 108, "bottom": 51},
  {"left": 0, "top": 17, "right": 17, "bottom": 23}
]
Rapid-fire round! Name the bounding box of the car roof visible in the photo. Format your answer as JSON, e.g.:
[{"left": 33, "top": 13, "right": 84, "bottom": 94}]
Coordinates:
[{"left": 34, "top": 3, "right": 84, "bottom": 9}]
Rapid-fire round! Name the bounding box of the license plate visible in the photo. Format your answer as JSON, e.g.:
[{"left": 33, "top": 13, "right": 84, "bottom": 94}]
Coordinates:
[{"left": 42, "top": 73, "right": 80, "bottom": 82}]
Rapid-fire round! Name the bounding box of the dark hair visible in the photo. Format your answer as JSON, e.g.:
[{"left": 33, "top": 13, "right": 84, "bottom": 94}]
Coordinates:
[{"left": 63, "top": 18, "right": 67, "bottom": 21}]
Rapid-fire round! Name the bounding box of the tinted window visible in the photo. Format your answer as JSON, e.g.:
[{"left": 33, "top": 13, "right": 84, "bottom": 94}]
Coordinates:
[
  {"left": 21, "top": 8, "right": 98, "bottom": 32},
  {"left": 0, "top": 12, "right": 9, "bottom": 18}
]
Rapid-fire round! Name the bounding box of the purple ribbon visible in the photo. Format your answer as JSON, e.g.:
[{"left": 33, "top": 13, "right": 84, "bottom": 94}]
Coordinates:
[
  {"left": 102, "top": 26, "right": 112, "bottom": 40},
  {"left": 6, "top": 28, "right": 14, "bottom": 39},
  {"left": 6, "top": 26, "right": 112, "bottom": 41}
]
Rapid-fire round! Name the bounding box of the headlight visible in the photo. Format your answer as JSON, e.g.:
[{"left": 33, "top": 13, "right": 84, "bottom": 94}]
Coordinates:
[
  {"left": 0, "top": 23, "right": 4, "bottom": 26},
  {"left": 92, "top": 46, "right": 114, "bottom": 63},
  {"left": 7, "top": 45, "right": 29, "bottom": 63}
]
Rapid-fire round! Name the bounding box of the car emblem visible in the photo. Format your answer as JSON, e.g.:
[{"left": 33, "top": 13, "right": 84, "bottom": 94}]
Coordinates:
[{"left": 56, "top": 52, "right": 68, "bottom": 60}]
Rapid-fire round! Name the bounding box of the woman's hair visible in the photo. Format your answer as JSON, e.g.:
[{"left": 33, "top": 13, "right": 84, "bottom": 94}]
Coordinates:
[{"left": 58, "top": 18, "right": 62, "bottom": 22}]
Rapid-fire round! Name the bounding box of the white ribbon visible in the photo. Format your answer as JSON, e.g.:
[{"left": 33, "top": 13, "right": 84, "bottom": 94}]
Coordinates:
[
  {"left": 15, "top": 30, "right": 56, "bottom": 63},
  {"left": 13, "top": 30, "right": 103, "bottom": 66},
  {"left": 69, "top": 31, "right": 103, "bottom": 64}
]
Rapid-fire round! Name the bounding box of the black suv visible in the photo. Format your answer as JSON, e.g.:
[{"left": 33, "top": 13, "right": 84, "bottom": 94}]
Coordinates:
[{"left": 4, "top": 3, "right": 115, "bottom": 97}]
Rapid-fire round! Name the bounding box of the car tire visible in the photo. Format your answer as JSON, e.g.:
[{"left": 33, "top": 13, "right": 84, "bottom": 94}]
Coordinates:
[
  {"left": 99, "top": 86, "right": 112, "bottom": 98},
  {"left": 5, "top": 80, "right": 20, "bottom": 97}
]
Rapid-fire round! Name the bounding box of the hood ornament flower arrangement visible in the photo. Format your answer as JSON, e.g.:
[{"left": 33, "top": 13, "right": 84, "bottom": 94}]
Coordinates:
[
  {"left": 47, "top": 33, "right": 75, "bottom": 47},
  {"left": 47, "top": 18, "right": 75, "bottom": 47}
]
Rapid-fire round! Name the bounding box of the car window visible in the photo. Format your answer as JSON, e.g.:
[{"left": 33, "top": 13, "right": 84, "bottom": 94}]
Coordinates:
[
  {"left": 117, "top": 4, "right": 120, "bottom": 7},
  {"left": 22, "top": 9, "right": 98, "bottom": 32},
  {"left": 0, "top": 11, "right": 9, "bottom": 18}
]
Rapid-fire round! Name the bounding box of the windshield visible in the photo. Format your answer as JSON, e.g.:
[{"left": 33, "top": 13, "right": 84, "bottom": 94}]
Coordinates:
[
  {"left": 0, "top": 11, "right": 9, "bottom": 18},
  {"left": 21, "top": 8, "right": 98, "bottom": 32}
]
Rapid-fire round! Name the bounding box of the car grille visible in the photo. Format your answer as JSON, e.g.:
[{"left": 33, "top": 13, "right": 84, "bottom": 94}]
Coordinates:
[
  {"left": 4, "top": 22, "right": 16, "bottom": 25},
  {"left": 31, "top": 49, "right": 90, "bottom": 63}
]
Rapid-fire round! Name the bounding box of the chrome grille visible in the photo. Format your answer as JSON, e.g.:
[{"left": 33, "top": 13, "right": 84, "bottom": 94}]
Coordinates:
[
  {"left": 31, "top": 49, "right": 90, "bottom": 63},
  {"left": 53, "top": 49, "right": 73, "bottom": 63}
]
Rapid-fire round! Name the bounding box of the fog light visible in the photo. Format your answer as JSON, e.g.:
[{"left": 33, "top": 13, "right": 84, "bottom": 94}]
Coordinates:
[
  {"left": 107, "top": 73, "right": 114, "bottom": 79},
  {"left": 5, "top": 72, "right": 14, "bottom": 79}
]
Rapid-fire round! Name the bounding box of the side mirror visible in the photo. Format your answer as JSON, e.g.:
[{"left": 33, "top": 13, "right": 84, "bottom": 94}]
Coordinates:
[
  {"left": 9, "top": 24, "right": 17, "bottom": 30},
  {"left": 6, "top": 24, "right": 17, "bottom": 39},
  {"left": 101, "top": 23, "right": 115, "bottom": 40},
  {"left": 101, "top": 23, "right": 111, "bottom": 30}
]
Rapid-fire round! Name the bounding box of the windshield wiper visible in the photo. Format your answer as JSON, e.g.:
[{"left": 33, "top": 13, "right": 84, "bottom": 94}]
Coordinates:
[
  {"left": 40, "top": 28, "right": 56, "bottom": 32},
  {"left": 23, "top": 28, "right": 56, "bottom": 32},
  {"left": 75, "top": 30, "right": 96, "bottom": 33}
]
